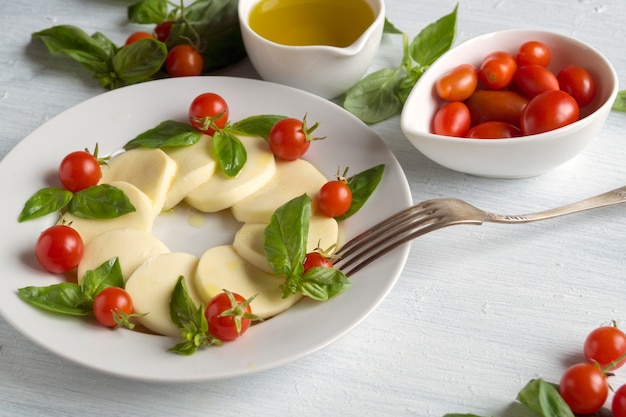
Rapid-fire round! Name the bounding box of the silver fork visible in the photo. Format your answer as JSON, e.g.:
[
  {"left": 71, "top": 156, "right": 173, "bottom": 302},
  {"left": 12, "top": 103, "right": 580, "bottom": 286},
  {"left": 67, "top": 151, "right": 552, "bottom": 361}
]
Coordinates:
[{"left": 333, "top": 185, "right": 626, "bottom": 277}]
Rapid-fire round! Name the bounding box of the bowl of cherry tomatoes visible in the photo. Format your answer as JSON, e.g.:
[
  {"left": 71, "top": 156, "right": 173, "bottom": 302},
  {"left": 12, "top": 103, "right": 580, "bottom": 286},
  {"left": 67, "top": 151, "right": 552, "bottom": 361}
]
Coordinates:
[{"left": 400, "top": 29, "right": 618, "bottom": 178}]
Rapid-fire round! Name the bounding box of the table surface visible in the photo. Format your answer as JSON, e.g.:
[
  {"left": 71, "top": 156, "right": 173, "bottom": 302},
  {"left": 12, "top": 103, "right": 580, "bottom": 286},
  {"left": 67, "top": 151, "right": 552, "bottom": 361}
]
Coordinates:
[{"left": 1, "top": 1, "right": 625, "bottom": 416}]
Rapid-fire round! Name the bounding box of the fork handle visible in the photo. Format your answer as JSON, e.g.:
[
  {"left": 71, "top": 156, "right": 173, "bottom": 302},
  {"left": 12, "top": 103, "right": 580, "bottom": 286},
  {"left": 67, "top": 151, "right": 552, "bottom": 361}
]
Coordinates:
[{"left": 486, "top": 185, "right": 626, "bottom": 224}]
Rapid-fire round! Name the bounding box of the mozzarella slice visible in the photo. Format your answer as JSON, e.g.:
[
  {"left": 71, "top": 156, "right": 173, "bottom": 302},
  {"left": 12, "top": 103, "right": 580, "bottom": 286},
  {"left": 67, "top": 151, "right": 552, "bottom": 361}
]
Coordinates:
[
  {"left": 184, "top": 135, "right": 276, "bottom": 212},
  {"left": 233, "top": 214, "right": 339, "bottom": 273},
  {"left": 162, "top": 135, "right": 216, "bottom": 211},
  {"left": 100, "top": 148, "right": 177, "bottom": 216},
  {"left": 125, "top": 252, "right": 201, "bottom": 337},
  {"left": 194, "top": 245, "right": 302, "bottom": 319},
  {"left": 59, "top": 181, "right": 154, "bottom": 244},
  {"left": 231, "top": 159, "right": 329, "bottom": 223},
  {"left": 77, "top": 227, "right": 169, "bottom": 284}
]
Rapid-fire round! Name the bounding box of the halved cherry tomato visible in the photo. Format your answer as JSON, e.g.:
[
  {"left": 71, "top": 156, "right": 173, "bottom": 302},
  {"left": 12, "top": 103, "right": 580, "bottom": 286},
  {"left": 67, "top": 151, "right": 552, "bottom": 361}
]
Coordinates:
[
  {"left": 583, "top": 325, "right": 626, "bottom": 370},
  {"left": 188, "top": 92, "right": 229, "bottom": 135},
  {"left": 165, "top": 44, "right": 203, "bottom": 77},
  {"left": 478, "top": 51, "right": 517, "bottom": 89},
  {"left": 435, "top": 64, "right": 478, "bottom": 102},
  {"left": 303, "top": 251, "right": 333, "bottom": 274},
  {"left": 466, "top": 121, "right": 522, "bottom": 139},
  {"left": 520, "top": 90, "right": 579, "bottom": 135},
  {"left": 559, "top": 363, "right": 608, "bottom": 415},
  {"left": 35, "top": 225, "right": 84, "bottom": 274},
  {"left": 125, "top": 31, "right": 154, "bottom": 45},
  {"left": 93, "top": 287, "right": 134, "bottom": 328},
  {"left": 432, "top": 102, "right": 471, "bottom": 137},
  {"left": 465, "top": 90, "right": 529, "bottom": 127},
  {"left": 318, "top": 180, "right": 352, "bottom": 218},
  {"left": 514, "top": 64, "right": 559, "bottom": 98},
  {"left": 154, "top": 20, "right": 175, "bottom": 42},
  {"left": 204, "top": 291, "right": 256, "bottom": 341},
  {"left": 516, "top": 40, "right": 551, "bottom": 67},
  {"left": 557, "top": 65, "right": 596, "bottom": 107},
  {"left": 58, "top": 150, "right": 101, "bottom": 192}
]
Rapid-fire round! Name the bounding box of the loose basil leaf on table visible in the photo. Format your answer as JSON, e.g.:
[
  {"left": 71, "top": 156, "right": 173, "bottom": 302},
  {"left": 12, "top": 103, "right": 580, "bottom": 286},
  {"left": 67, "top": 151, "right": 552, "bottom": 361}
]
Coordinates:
[
  {"left": 112, "top": 38, "right": 168, "bottom": 85},
  {"left": 18, "top": 187, "right": 73, "bottom": 222},
  {"left": 614, "top": 90, "right": 626, "bottom": 111},
  {"left": 68, "top": 184, "right": 136, "bottom": 219},
  {"left": 516, "top": 379, "right": 575, "bottom": 417},
  {"left": 336, "top": 164, "right": 385, "bottom": 221},
  {"left": 124, "top": 120, "right": 203, "bottom": 149},
  {"left": 127, "top": 0, "right": 169, "bottom": 24}
]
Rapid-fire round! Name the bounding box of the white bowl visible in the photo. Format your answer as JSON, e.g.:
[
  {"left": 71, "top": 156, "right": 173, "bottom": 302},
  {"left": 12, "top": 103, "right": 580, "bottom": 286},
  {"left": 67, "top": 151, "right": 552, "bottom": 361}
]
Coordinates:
[
  {"left": 238, "top": 0, "right": 385, "bottom": 99},
  {"left": 400, "top": 29, "right": 618, "bottom": 178}
]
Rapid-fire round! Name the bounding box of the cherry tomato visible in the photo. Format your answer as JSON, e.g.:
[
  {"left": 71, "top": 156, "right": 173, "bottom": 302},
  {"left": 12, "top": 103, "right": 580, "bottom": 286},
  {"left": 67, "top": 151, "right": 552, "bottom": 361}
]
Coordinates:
[
  {"left": 58, "top": 150, "right": 101, "bottom": 192},
  {"left": 205, "top": 291, "right": 254, "bottom": 341},
  {"left": 154, "top": 20, "right": 175, "bottom": 42},
  {"left": 466, "top": 121, "right": 522, "bottom": 139},
  {"left": 125, "top": 31, "right": 154, "bottom": 46},
  {"left": 318, "top": 180, "right": 352, "bottom": 218},
  {"left": 268, "top": 116, "right": 320, "bottom": 160},
  {"left": 514, "top": 64, "right": 559, "bottom": 98},
  {"left": 559, "top": 363, "right": 608, "bottom": 415},
  {"left": 35, "top": 225, "right": 84, "bottom": 274},
  {"left": 93, "top": 287, "right": 134, "bottom": 328},
  {"left": 432, "top": 101, "right": 471, "bottom": 137},
  {"left": 188, "top": 92, "right": 229, "bottom": 135},
  {"left": 520, "top": 90, "right": 579, "bottom": 135},
  {"left": 303, "top": 251, "right": 333, "bottom": 274},
  {"left": 165, "top": 44, "right": 203, "bottom": 77},
  {"left": 478, "top": 51, "right": 517, "bottom": 89},
  {"left": 516, "top": 40, "right": 551, "bottom": 67},
  {"left": 435, "top": 64, "right": 478, "bottom": 102},
  {"left": 613, "top": 384, "right": 626, "bottom": 417},
  {"left": 465, "top": 90, "right": 529, "bottom": 127},
  {"left": 557, "top": 65, "right": 597, "bottom": 107},
  {"left": 583, "top": 325, "right": 626, "bottom": 370}
]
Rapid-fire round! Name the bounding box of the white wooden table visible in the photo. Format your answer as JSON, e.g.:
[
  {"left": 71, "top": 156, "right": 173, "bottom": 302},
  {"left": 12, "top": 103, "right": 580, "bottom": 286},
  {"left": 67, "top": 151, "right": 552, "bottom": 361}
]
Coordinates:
[{"left": 1, "top": 1, "right": 625, "bottom": 416}]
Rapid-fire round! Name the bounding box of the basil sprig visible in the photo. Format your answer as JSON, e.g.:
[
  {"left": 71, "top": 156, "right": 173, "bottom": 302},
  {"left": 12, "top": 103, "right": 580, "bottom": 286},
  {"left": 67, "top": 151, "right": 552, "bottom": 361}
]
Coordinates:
[
  {"left": 18, "top": 183, "right": 136, "bottom": 222},
  {"left": 264, "top": 194, "right": 352, "bottom": 301},
  {"left": 614, "top": 90, "right": 626, "bottom": 112},
  {"left": 18, "top": 258, "right": 124, "bottom": 316},
  {"left": 343, "top": 5, "right": 458, "bottom": 124}
]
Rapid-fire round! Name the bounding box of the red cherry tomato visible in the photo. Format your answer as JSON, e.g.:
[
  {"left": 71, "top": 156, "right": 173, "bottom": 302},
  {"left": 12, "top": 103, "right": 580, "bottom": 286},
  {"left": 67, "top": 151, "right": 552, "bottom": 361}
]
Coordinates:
[
  {"left": 583, "top": 325, "right": 626, "bottom": 370},
  {"left": 613, "top": 384, "right": 626, "bottom": 417},
  {"left": 465, "top": 90, "right": 529, "bottom": 127},
  {"left": 435, "top": 64, "right": 478, "bottom": 102},
  {"left": 557, "top": 65, "right": 597, "bottom": 107},
  {"left": 432, "top": 101, "right": 471, "bottom": 137},
  {"left": 35, "top": 225, "right": 84, "bottom": 274},
  {"left": 154, "top": 20, "right": 175, "bottom": 42},
  {"left": 188, "top": 92, "right": 229, "bottom": 135},
  {"left": 520, "top": 90, "right": 579, "bottom": 135},
  {"left": 318, "top": 180, "right": 352, "bottom": 218},
  {"left": 93, "top": 287, "right": 134, "bottom": 328},
  {"left": 516, "top": 40, "right": 551, "bottom": 67},
  {"left": 165, "top": 44, "right": 203, "bottom": 77},
  {"left": 559, "top": 363, "right": 609, "bottom": 415},
  {"left": 205, "top": 291, "right": 254, "bottom": 341},
  {"left": 269, "top": 116, "right": 319, "bottom": 160},
  {"left": 514, "top": 64, "right": 559, "bottom": 98},
  {"left": 303, "top": 251, "right": 333, "bottom": 274},
  {"left": 478, "top": 51, "right": 517, "bottom": 89},
  {"left": 466, "top": 121, "right": 522, "bottom": 139},
  {"left": 58, "top": 150, "right": 102, "bottom": 192},
  {"left": 125, "top": 31, "right": 154, "bottom": 45}
]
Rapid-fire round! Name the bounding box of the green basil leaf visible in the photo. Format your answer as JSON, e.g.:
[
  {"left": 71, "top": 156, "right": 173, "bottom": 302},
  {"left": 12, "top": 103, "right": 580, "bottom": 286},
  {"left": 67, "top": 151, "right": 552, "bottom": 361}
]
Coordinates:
[
  {"left": 68, "top": 184, "right": 136, "bottom": 219},
  {"left": 124, "top": 120, "right": 202, "bottom": 150},
  {"left": 128, "top": 0, "right": 168, "bottom": 24},
  {"left": 80, "top": 257, "right": 124, "bottom": 302},
  {"left": 18, "top": 187, "right": 73, "bottom": 222},
  {"left": 517, "top": 379, "right": 574, "bottom": 417},
  {"left": 442, "top": 414, "right": 487, "bottom": 417},
  {"left": 213, "top": 130, "right": 247, "bottom": 177},
  {"left": 91, "top": 32, "right": 118, "bottom": 57},
  {"left": 409, "top": 3, "right": 457, "bottom": 67},
  {"left": 613, "top": 90, "right": 626, "bottom": 111},
  {"left": 230, "top": 115, "right": 287, "bottom": 140},
  {"left": 343, "top": 68, "right": 404, "bottom": 124},
  {"left": 18, "top": 283, "right": 90, "bottom": 316},
  {"left": 336, "top": 164, "right": 385, "bottom": 221},
  {"left": 166, "top": 0, "right": 246, "bottom": 72},
  {"left": 397, "top": 65, "right": 427, "bottom": 105},
  {"left": 298, "top": 267, "right": 351, "bottom": 301},
  {"left": 113, "top": 38, "right": 167, "bottom": 84},
  {"left": 383, "top": 18, "right": 404, "bottom": 35},
  {"left": 169, "top": 276, "right": 200, "bottom": 329}
]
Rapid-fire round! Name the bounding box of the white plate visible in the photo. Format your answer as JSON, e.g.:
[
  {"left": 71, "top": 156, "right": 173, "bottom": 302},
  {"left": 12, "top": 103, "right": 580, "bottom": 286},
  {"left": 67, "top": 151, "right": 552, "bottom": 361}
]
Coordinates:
[{"left": 0, "top": 76, "right": 411, "bottom": 382}]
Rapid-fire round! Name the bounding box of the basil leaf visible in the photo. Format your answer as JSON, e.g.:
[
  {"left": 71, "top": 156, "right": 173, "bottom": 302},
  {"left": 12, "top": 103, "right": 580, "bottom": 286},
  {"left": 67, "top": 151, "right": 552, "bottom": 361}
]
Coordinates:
[
  {"left": 80, "top": 257, "right": 124, "bottom": 302},
  {"left": 442, "top": 414, "right": 487, "bottom": 417},
  {"left": 128, "top": 0, "right": 168, "bottom": 24},
  {"left": 397, "top": 65, "right": 427, "bottom": 105},
  {"left": 213, "top": 130, "right": 247, "bottom": 177},
  {"left": 337, "top": 164, "right": 385, "bottom": 221},
  {"left": 409, "top": 4, "right": 458, "bottom": 67},
  {"left": 18, "top": 283, "right": 90, "bottom": 316},
  {"left": 613, "top": 90, "right": 626, "bottom": 112},
  {"left": 18, "top": 187, "right": 73, "bottom": 222},
  {"left": 166, "top": 0, "right": 246, "bottom": 72},
  {"left": 298, "top": 267, "right": 351, "bottom": 301},
  {"left": 383, "top": 18, "right": 404, "bottom": 35},
  {"left": 230, "top": 115, "right": 287, "bottom": 140},
  {"left": 113, "top": 38, "right": 167, "bottom": 84},
  {"left": 68, "top": 184, "right": 136, "bottom": 219},
  {"left": 343, "top": 68, "right": 404, "bottom": 124},
  {"left": 517, "top": 379, "right": 574, "bottom": 417},
  {"left": 124, "top": 120, "right": 203, "bottom": 150},
  {"left": 91, "top": 32, "right": 117, "bottom": 57}
]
